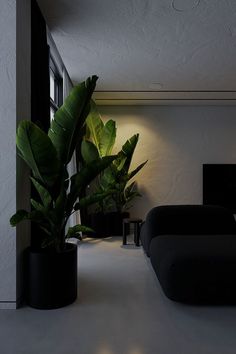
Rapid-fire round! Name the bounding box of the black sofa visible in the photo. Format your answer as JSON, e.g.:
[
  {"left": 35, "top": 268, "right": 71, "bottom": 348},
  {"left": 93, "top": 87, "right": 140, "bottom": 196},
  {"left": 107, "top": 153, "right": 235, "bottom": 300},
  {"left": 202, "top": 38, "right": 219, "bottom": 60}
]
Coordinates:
[{"left": 140, "top": 205, "right": 236, "bottom": 303}]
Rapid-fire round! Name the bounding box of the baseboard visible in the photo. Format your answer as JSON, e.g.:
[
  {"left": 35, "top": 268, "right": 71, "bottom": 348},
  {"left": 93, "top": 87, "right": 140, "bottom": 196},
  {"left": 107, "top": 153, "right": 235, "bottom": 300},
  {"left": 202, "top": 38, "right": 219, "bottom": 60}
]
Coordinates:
[{"left": 0, "top": 301, "right": 17, "bottom": 310}]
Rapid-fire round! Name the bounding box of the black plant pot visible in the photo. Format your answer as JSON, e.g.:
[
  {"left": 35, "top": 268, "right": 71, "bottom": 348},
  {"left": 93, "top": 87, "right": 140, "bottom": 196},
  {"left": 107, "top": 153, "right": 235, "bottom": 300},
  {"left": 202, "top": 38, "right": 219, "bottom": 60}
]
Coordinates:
[
  {"left": 89, "top": 212, "right": 109, "bottom": 238},
  {"left": 106, "top": 211, "right": 130, "bottom": 236},
  {"left": 27, "top": 243, "right": 77, "bottom": 309}
]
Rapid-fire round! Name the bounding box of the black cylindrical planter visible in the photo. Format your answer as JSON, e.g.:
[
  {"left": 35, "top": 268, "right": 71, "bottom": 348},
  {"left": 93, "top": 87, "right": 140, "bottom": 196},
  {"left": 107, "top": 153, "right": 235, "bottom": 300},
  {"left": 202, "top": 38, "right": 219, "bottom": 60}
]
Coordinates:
[
  {"left": 28, "top": 243, "right": 77, "bottom": 309},
  {"left": 106, "top": 212, "right": 130, "bottom": 236},
  {"left": 89, "top": 212, "right": 109, "bottom": 238}
]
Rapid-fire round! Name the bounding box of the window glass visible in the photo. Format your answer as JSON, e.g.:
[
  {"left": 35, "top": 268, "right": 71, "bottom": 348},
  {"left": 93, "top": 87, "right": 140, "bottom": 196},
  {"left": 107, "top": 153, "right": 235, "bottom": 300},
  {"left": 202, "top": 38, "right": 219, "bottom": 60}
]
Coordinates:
[
  {"left": 50, "top": 72, "right": 55, "bottom": 101},
  {"left": 50, "top": 107, "right": 55, "bottom": 121},
  {"left": 49, "top": 56, "right": 63, "bottom": 122}
]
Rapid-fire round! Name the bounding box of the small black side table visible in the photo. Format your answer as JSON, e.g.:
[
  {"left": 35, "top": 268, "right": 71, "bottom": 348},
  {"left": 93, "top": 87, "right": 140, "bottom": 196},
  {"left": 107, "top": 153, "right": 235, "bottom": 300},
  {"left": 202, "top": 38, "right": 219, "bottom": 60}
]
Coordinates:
[{"left": 123, "top": 218, "right": 143, "bottom": 246}]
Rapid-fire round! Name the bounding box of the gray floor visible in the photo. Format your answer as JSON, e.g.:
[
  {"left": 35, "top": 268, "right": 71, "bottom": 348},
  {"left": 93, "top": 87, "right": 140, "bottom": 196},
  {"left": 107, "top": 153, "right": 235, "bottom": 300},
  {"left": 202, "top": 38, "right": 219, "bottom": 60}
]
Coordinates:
[{"left": 1, "top": 237, "right": 236, "bottom": 354}]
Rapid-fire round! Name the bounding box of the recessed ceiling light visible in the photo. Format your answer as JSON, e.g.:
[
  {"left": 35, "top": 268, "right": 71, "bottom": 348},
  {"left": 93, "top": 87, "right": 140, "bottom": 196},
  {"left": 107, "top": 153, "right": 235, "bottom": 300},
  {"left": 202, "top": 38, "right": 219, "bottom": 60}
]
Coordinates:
[
  {"left": 172, "top": 0, "right": 201, "bottom": 12},
  {"left": 149, "top": 83, "right": 163, "bottom": 90}
]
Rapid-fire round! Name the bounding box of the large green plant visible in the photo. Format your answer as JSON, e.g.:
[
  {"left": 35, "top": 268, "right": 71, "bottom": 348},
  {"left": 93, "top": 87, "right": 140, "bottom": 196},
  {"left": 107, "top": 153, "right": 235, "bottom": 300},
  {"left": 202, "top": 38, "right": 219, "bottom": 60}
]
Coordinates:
[
  {"left": 82, "top": 102, "right": 147, "bottom": 213},
  {"left": 10, "top": 76, "right": 116, "bottom": 251},
  {"left": 100, "top": 134, "right": 147, "bottom": 212}
]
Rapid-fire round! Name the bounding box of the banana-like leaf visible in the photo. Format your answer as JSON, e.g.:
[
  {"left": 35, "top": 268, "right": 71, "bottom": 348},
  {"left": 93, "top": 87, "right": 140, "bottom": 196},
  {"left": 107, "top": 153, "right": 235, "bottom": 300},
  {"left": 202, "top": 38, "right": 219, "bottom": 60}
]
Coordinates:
[
  {"left": 99, "top": 120, "right": 116, "bottom": 157},
  {"left": 66, "top": 224, "right": 94, "bottom": 239},
  {"left": 81, "top": 140, "right": 99, "bottom": 164},
  {"left": 54, "top": 186, "right": 67, "bottom": 224},
  {"left": 99, "top": 135, "right": 147, "bottom": 212},
  {"left": 39, "top": 226, "right": 52, "bottom": 237},
  {"left": 127, "top": 160, "right": 148, "bottom": 181},
  {"left": 30, "top": 198, "right": 45, "bottom": 212},
  {"left": 74, "top": 189, "right": 115, "bottom": 210},
  {"left": 86, "top": 100, "right": 104, "bottom": 152},
  {"left": 113, "top": 152, "right": 127, "bottom": 172},
  {"left": 125, "top": 181, "right": 136, "bottom": 195},
  {"left": 125, "top": 181, "right": 141, "bottom": 200},
  {"left": 16, "top": 121, "right": 60, "bottom": 187},
  {"left": 48, "top": 76, "right": 98, "bottom": 165},
  {"left": 99, "top": 166, "right": 116, "bottom": 189},
  {"left": 31, "top": 177, "right": 52, "bottom": 208},
  {"left": 10, "top": 209, "right": 44, "bottom": 226},
  {"left": 10, "top": 210, "right": 29, "bottom": 226},
  {"left": 99, "top": 153, "right": 126, "bottom": 190},
  {"left": 67, "top": 156, "right": 116, "bottom": 213},
  {"left": 121, "top": 134, "right": 139, "bottom": 173}
]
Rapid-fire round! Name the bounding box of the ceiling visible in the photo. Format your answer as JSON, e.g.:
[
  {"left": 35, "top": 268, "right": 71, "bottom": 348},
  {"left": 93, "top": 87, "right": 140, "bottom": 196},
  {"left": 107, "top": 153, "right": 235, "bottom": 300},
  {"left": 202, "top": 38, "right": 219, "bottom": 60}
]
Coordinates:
[{"left": 38, "top": 0, "right": 236, "bottom": 92}]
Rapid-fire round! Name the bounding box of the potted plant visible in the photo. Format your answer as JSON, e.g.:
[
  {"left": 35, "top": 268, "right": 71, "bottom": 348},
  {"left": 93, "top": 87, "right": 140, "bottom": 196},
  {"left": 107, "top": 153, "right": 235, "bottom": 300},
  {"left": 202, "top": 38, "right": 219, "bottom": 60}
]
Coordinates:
[
  {"left": 10, "top": 76, "right": 116, "bottom": 309},
  {"left": 82, "top": 102, "right": 147, "bottom": 236},
  {"left": 100, "top": 134, "right": 147, "bottom": 235}
]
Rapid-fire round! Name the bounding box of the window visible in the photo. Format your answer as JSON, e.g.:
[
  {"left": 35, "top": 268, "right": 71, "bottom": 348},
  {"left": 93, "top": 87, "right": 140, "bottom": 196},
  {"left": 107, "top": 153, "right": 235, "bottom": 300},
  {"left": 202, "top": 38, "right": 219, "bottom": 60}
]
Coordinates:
[{"left": 49, "top": 56, "right": 63, "bottom": 120}]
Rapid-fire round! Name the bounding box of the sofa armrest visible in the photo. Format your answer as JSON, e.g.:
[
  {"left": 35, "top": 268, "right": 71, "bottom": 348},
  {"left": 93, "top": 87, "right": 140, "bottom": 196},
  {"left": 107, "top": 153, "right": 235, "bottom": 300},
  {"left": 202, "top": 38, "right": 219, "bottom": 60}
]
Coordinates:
[{"left": 140, "top": 221, "right": 153, "bottom": 256}]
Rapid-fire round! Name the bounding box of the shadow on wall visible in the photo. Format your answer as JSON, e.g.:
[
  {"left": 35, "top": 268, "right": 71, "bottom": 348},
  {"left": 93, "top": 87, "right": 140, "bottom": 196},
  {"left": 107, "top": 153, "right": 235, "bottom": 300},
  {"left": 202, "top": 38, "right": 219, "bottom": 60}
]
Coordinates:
[{"left": 130, "top": 184, "right": 154, "bottom": 219}]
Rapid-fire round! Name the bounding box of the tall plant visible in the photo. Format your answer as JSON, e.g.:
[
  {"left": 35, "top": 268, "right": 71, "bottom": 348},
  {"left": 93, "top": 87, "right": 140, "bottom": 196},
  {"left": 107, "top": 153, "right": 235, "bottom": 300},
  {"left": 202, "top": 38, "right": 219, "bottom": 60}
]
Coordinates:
[
  {"left": 82, "top": 102, "right": 147, "bottom": 213},
  {"left": 100, "top": 134, "right": 147, "bottom": 212},
  {"left": 10, "top": 76, "right": 116, "bottom": 251}
]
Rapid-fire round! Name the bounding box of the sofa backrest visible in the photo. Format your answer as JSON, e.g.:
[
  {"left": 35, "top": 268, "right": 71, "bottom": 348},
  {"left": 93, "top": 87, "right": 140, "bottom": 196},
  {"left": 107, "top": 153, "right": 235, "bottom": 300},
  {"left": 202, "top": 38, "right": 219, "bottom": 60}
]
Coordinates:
[{"left": 146, "top": 205, "right": 236, "bottom": 236}]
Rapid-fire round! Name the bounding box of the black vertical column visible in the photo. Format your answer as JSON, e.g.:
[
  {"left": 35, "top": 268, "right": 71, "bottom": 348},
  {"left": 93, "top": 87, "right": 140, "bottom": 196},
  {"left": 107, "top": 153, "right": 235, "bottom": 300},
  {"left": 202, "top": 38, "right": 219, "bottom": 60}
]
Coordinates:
[
  {"left": 31, "top": 0, "right": 50, "bottom": 248},
  {"left": 31, "top": 0, "right": 50, "bottom": 132}
]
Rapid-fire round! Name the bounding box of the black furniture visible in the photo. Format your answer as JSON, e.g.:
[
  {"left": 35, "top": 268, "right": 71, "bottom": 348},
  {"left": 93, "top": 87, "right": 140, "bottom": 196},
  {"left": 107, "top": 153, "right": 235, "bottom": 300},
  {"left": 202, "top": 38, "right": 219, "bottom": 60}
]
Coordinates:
[
  {"left": 140, "top": 205, "right": 236, "bottom": 303},
  {"left": 123, "top": 218, "right": 143, "bottom": 246}
]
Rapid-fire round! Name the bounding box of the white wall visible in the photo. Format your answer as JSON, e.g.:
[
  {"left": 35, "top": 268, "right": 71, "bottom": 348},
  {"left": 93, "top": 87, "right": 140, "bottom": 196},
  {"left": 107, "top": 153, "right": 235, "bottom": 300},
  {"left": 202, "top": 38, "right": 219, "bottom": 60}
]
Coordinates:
[
  {"left": 0, "top": 0, "right": 31, "bottom": 309},
  {"left": 100, "top": 105, "right": 236, "bottom": 219}
]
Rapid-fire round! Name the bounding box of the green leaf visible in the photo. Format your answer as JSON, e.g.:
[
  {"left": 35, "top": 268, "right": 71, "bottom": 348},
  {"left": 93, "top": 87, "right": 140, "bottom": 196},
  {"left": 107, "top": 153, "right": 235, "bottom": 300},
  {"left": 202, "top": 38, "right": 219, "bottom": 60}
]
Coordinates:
[
  {"left": 86, "top": 100, "right": 104, "bottom": 153},
  {"left": 30, "top": 198, "right": 45, "bottom": 212},
  {"left": 121, "top": 134, "right": 139, "bottom": 173},
  {"left": 74, "top": 189, "right": 115, "bottom": 210},
  {"left": 125, "top": 181, "right": 141, "bottom": 201},
  {"left": 113, "top": 153, "right": 127, "bottom": 172},
  {"left": 31, "top": 177, "right": 52, "bottom": 208},
  {"left": 67, "top": 156, "right": 116, "bottom": 213},
  {"left": 81, "top": 140, "right": 99, "bottom": 164},
  {"left": 99, "top": 165, "right": 117, "bottom": 190},
  {"left": 16, "top": 121, "right": 60, "bottom": 187},
  {"left": 99, "top": 120, "right": 116, "bottom": 157},
  {"left": 125, "top": 181, "right": 136, "bottom": 194},
  {"left": 49, "top": 76, "right": 98, "bottom": 165},
  {"left": 128, "top": 160, "right": 148, "bottom": 181},
  {"left": 66, "top": 224, "right": 94, "bottom": 238},
  {"left": 54, "top": 186, "right": 67, "bottom": 223},
  {"left": 98, "top": 134, "right": 147, "bottom": 212},
  {"left": 10, "top": 209, "right": 44, "bottom": 227},
  {"left": 39, "top": 226, "right": 52, "bottom": 237},
  {"left": 10, "top": 210, "right": 29, "bottom": 226}
]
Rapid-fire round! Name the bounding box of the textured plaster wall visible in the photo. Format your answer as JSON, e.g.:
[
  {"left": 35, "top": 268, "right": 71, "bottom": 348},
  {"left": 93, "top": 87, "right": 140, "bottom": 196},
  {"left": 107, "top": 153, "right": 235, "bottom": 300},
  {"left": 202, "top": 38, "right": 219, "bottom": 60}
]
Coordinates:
[
  {"left": 38, "top": 0, "right": 236, "bottom": 91},
  {"left": 100, "top": 106, "right": 236, "bottom": 219},
  {"left": 0, "top": 0, "right": 31, "bottom": 308},
  {"left": 0, "top": 0, "right": 17, "bottom": 306}
]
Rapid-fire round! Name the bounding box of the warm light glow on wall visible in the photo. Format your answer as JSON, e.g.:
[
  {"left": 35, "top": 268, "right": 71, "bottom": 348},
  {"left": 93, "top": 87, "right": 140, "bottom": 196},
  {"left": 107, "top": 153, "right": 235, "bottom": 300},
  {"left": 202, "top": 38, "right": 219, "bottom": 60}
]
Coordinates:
[{"left": 100, "top": 106, "right": 236, "bottom": 219}]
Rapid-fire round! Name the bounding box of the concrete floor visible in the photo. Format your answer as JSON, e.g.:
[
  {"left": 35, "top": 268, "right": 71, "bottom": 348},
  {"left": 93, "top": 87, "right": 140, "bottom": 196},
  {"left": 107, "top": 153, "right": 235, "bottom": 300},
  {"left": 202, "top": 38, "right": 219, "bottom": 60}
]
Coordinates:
[{"left": 1, "top": 237, "right": 236, "bottom": 354}]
